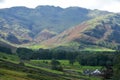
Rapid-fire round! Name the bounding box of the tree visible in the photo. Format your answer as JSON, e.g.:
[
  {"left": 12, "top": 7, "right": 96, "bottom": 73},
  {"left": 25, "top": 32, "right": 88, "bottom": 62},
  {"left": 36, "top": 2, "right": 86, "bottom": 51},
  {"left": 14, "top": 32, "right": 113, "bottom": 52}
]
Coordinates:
[
  {"left": 17, "top": 48, "right": 33, "bottom": 60},
  {"left": 66, "top": 52, "right": 77, "bottom": 65},
  {"left": 101, "top": 66, "right": 113, "bottom": 79},
  {"left": 51, "top": 59, "right": 63, "bottom": 71},
  {"left": 77, "top": 52, "right": 114, "bottom": 66},
  {"left": 0, "top": 46, "right": 12, "bottom": 54},
  {"left": 113, "top": 51, "right": 120, "bottom": 80}
]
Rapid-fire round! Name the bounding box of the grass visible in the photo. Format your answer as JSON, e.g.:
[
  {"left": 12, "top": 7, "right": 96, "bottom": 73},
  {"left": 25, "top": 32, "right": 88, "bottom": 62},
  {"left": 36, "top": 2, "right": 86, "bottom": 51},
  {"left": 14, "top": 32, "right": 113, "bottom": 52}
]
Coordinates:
[
  {"left": 0, "top": 52, "right": 102, "bottom": 80},
  {"left": 86, "top": 14, "right": 114, "bottom": 30},
  {"left": 31, "top": 60, "right": 101, "bottom": 70},
  {"left": 0, "top": 68, "right": 27, "bottom": 77},
  {"left": 0, "top": 66, "right": 33, "bottom": 80},
  {"left": 25, "top": 63, "right": 63, "bottom": 75},
  {"left": 0, "top": 52, "right": 19, "bottom": 62},
  {"left": 27, "top": 60, "right": 102, "bottom": 80},
  {"left": 83, "top": 47, "right": 115, "bottom": 52},
  {"left": 0, "top": 59, "right": 66, "bottom": 80},
  {"left": 28, "top": 44, "right": 48, "bottom": 50}
]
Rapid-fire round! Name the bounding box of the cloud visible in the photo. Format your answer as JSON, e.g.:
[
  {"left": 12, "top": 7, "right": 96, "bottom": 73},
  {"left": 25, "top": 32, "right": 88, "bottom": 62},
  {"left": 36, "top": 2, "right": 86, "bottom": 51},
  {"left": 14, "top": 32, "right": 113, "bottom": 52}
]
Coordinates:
[
  {"left": 0, "top": 0, "right": 4, "bottom": 2},
  {"left": 91, "top": 0, "right": 120, "bottom": 12}
]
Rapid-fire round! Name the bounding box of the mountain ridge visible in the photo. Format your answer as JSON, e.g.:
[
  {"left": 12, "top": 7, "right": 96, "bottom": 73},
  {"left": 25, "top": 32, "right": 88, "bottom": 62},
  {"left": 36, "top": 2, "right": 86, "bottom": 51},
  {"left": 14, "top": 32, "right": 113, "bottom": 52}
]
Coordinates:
[
  {"left": 40, "top": 14, "right": 120, "bottom": 50},
  {"left": 1, "top": 5, "right": 120, "bottom": 50}
]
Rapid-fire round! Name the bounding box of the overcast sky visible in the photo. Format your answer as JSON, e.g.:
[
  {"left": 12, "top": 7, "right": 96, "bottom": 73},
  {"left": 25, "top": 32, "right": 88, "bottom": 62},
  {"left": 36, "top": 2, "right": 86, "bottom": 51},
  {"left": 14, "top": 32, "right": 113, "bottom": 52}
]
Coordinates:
[{"left": 0, "top": 0, "right": 120, "bottom": 13}]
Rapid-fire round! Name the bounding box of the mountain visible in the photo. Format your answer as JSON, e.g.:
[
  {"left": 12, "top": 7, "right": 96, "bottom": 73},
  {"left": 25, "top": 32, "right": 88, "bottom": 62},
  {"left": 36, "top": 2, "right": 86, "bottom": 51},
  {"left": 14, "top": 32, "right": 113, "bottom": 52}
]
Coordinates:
[
  {"left": 34, "top": 29, "right": 57, "bottom": 42},
  {"left": 41, "top": 14, "right": 120, "bottom": 50},
  {"left": 1, "top": 5, "right": 120, "bottom": 50},
  {"left": 0, "top": 6, "right": 110, "bottom": 45}
]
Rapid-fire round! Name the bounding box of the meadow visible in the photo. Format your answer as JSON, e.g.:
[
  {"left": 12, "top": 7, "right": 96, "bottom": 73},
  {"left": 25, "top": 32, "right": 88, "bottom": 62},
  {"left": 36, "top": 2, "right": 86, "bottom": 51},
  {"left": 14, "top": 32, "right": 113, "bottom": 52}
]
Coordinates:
[
  {"left": 26, "top": 60, "right": 102, "bottom": 80},
  {"left": 0, "top": 52, "right": 105, "bottom": 80}
]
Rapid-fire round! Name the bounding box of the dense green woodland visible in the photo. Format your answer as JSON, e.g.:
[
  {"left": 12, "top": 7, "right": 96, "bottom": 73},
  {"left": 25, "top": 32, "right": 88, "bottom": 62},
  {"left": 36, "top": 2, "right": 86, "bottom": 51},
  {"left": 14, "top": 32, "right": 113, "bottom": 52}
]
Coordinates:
[
  {"left": 0, "top": 46, "right": 115, "bottom": 66},
  {"left": 16, "top": 48, "right": 115, "bottom": 66},
  {"left": 112, "top": 52, "right": 120, "bottom": 80}
]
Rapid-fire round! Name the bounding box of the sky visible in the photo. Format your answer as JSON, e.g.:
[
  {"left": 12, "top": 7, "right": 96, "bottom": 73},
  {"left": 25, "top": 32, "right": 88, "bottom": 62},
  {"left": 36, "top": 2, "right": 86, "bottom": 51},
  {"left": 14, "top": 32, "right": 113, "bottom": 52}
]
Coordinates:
[{"left": 0, "top": 0, "right": 120, "bottom": 13}]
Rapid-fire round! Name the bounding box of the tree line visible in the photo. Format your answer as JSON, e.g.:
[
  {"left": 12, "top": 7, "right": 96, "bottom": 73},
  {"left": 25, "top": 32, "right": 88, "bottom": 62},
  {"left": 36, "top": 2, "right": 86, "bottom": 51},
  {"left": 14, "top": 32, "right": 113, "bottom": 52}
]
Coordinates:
[
  {"left": 16, "top": 48, "right": 115, "bottom": 66},
  {"left": 0, "top": 46, "right": 12, "bottom": 54}
]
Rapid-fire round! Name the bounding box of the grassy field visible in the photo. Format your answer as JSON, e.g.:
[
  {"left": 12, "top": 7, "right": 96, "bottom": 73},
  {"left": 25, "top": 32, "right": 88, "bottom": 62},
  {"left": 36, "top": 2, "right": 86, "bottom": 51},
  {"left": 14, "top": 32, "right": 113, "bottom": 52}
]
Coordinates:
[
  {"left": 0, "top": 68, "right": 32, "bottom": 80},
  {"left": 0, "top": 52, "right": 102, "bottom": 80},
  {"left": 0, "top": 59, "right": 67, "bottom": 80},
  {"left": 0, "top": 52, "right": 65, "bottom": 80},
  {"left": 28, "top": 44, "right": 48, "bottom": 49},
  {"left": 84, "top": 47, "right": 115, "bottom": 51},
  {"left": 26, "top": 60, "right": 102, "bottom": 80},
  {"left": 0, "top": 52, "right": 19, "bottom": 62}
]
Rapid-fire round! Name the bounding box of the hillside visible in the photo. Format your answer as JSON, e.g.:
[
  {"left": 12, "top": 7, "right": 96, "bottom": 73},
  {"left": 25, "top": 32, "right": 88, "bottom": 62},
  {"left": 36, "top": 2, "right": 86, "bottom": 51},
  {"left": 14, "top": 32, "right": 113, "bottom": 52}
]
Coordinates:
[
  {"left": 0, "top": 6, "right": 110, "bottom": 45},
  {"left": 41, "top": 14, "right": 120, "bottom": 50},
  {"left": 1, "top": 5, "right": 120, "bottom": 50},
  {"left": 0, "top": 52, "right": 100, "bottom": 80},
  {"left": 0, "top": 58, "right": 66, "bottom": 80}
]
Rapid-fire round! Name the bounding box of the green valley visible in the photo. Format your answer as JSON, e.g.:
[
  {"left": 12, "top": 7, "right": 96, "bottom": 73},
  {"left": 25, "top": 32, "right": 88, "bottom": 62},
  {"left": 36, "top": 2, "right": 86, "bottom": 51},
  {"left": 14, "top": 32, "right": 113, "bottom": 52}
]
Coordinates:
[{"left": 0, "top": 5, "right": 120, "bottom": 80}]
